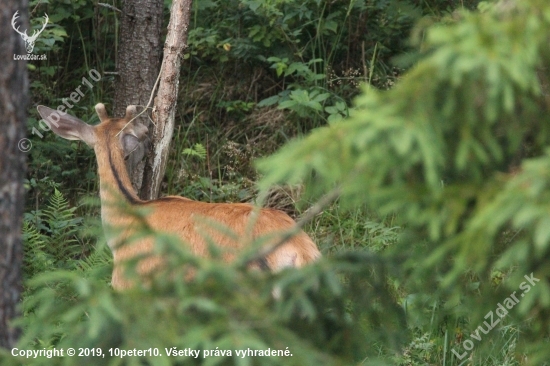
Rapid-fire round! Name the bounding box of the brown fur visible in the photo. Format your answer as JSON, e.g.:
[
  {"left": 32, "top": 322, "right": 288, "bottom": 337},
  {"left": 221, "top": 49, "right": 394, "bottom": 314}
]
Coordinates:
[{"left": 37, "top": 104, "right": 321, "bottom": 290}]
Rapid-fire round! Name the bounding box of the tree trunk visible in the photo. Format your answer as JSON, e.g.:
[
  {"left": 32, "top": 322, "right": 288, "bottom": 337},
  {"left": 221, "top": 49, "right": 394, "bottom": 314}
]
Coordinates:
[
  {"left": 0, "top": 0, "right": 28, "bottom": 349},
  {"left": 141, "top": 0, "right": 192, "bottom": 200},
  {"left": 113, "top": 0, "right": 163, "bottom": 196}
]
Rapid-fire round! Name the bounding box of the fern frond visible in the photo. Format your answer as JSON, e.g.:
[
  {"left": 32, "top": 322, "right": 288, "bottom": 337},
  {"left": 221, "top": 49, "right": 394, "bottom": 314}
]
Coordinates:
[
  {"left": 182, "top": 143, "right": 207, "bottom": 160},
  {"left": 77, "top": 243, "right": 112, "bottom": 274},
  {"left": 42, "top": 189, "right": 84, "bottom": 262},
  {"left": 22, "top": 221, "right": 55, "bottom": 277}
]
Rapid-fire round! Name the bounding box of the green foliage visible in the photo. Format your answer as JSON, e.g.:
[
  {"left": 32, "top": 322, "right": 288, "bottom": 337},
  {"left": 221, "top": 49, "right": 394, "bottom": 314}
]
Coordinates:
[
  {"left": 258, "top": 0, "right": 550, "bottom": 363},
  {"left": 184, "top": 0, "right": 429, "bottom": 128}
]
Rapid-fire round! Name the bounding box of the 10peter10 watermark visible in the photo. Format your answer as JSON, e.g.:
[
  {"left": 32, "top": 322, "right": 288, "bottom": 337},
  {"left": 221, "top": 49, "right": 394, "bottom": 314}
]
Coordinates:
[
  {"left": 18, "top": 68, "right": 101, "bottom": 153},
  {"left": 32, "top": 69, "right": 101, "bottom": 138}
]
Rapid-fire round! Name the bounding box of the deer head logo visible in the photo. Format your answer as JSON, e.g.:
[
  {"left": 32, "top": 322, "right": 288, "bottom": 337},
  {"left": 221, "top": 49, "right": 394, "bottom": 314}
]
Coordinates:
[{"left": 11, "top": 11, "right": 49, "bottom": 54}]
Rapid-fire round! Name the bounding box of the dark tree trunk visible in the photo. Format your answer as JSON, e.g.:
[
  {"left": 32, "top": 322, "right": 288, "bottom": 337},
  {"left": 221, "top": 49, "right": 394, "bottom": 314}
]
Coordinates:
[
  {"left": 142, "top": 0, "right": 193, "bottom": 200},
  {"left": 0, "top": 0, "right": 28, "bottom": 349},
  {"left": 113, "top": 0, "right": 163, "bottom": 196}
]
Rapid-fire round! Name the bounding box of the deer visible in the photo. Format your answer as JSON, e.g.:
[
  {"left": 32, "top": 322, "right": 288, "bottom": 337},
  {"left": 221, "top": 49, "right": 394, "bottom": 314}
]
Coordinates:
[
  {"left": 11, "top": 11, "right": 49, "bottom": 54},
  {"left": 36, "top": 104, "right": 321, "bottom": 290}
]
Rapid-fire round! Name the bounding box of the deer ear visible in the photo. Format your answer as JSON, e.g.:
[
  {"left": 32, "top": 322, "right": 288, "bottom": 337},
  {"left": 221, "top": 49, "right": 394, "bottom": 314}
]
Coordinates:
[{"left": 37, "top": 106, "right": 97, "bottom": 147}]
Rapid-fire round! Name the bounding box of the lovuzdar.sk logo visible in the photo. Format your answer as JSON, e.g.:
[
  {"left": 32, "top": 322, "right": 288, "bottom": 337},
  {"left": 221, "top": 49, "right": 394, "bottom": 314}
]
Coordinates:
[{"left": 12, "top": 10, "right": 48, "bottom": 61}]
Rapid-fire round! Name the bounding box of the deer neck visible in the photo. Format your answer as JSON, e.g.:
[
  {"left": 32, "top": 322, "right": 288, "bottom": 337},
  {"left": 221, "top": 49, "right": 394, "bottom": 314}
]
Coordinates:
[{"left": 94, "top": 132, "right": 142, "bottom": 241}]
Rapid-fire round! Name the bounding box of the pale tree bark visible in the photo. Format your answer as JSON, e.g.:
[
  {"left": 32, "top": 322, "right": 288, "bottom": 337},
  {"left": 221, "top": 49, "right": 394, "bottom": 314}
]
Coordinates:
[
  {"left": 141, "top": 0, "right": 192, "bottom": 200},
  {"left": 0, "top": 0, "right": 28, "bottom": 348},
  {"left": 113, "top": 0, "right": 163, "bottom": 195}
]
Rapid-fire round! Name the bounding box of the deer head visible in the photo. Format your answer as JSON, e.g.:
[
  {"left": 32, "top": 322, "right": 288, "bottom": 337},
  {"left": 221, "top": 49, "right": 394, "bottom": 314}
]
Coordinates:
[
  {"left": 36, "top": 103, "right": 149, "bottom": 162},
  {"left": 12, "top": 11, "right": 49, "bottom": 53}
]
